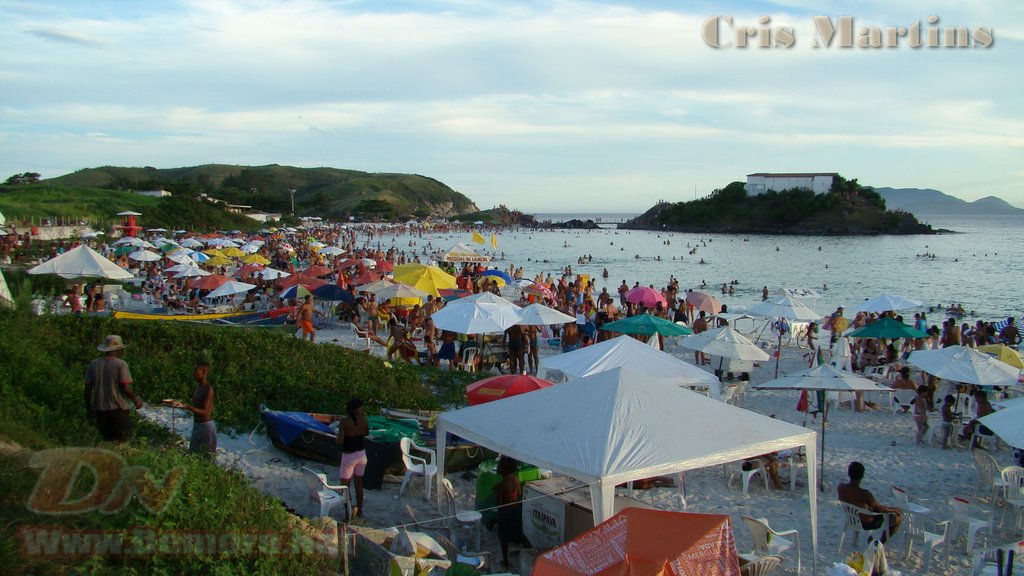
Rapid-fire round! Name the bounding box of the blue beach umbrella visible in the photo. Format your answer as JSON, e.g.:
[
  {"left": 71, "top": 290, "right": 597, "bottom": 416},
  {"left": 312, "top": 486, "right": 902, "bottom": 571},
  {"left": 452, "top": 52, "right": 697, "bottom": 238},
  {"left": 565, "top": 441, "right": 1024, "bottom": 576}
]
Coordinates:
[{"left": 313, "top": 284, "right": 355, "bottom": 303}]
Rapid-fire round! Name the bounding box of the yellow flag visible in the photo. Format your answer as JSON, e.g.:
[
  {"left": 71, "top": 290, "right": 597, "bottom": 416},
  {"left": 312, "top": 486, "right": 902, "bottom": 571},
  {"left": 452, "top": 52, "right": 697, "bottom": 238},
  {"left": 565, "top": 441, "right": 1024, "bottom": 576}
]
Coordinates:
[
  {"left": 490, "top": 233, "right": 498, "bottom": 249},
  {"left": 471, "top": 230, "right": 485, "bottom": 244}
]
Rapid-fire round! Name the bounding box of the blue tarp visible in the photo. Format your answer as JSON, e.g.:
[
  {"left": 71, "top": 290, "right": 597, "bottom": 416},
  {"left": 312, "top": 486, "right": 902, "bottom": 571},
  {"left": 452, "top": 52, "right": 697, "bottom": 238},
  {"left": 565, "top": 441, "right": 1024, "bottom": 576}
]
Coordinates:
[{"left": 262, "top": 410, "right": 334, "bottom": 445}]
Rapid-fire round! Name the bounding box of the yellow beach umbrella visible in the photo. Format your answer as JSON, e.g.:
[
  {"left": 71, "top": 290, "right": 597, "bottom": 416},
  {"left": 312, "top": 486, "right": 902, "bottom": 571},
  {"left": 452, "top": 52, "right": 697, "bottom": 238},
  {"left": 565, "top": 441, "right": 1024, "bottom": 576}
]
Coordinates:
[
  {"left": 221, "top": 246, "right": 246, "bottom": 258},
  {"left": 977, "top": 344, "right": 1024, "bottom": 370},
  {"left": 203, "top": 248, "right": 226, "bottom": 258},
  {"left": 204, "top": 256, "right": 232, "bottom": 268},
  {"left": 392, "top": 263, "right": 457, "bottom": 297},
  {"left": 243, "top": 254, "right": 271, "bottom": 265}
]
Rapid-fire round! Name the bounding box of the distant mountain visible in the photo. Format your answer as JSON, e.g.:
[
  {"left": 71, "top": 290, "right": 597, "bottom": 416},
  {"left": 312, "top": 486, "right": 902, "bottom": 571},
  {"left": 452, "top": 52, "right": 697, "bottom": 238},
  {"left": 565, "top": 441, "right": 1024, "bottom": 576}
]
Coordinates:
[
  {"left": 875, "top": 187, "right": 1024, "bottom": 216},
  {"left": 45, "top": 164, "right": 479, "bottom": 219}
]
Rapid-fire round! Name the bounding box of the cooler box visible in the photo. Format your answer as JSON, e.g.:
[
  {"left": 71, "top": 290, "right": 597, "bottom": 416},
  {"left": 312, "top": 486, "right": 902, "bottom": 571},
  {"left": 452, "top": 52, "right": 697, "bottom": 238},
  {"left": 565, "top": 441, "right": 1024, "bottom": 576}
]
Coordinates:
[{"left": 475, "top": 459, "right": 542, "bottom": 529}]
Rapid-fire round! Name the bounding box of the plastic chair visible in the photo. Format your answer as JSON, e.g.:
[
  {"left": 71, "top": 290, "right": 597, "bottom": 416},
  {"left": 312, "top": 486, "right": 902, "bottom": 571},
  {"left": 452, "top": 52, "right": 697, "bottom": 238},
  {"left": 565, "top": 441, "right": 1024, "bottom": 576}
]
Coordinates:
[
  {"left": 442, "top": 478, "right": 484, "bottom": 551},
  {"left": 741, "top": 554, "right": 783, "bottom": 576},
  {"left": 919, "top": 517, "right": 952, "bottom": 572},
  {"left": 837, "top": 502, "right": 890, "bottom": 554},
  {"left": 728, "top": 460, "right": 770, "bottom": 496},
  {"left": 350, "top": 323, "right": 371, "bottom": 347},
  {"left": 400, "top": 437, "right": 438, "bottom": 500},
  {"left": 301, "top": 466, "right": 351, "bottom": 520},
  {"left": 972, "top": 541, "right": 1024, "bottom": 576},
  {"left": 460, "top": 348, "right": 479, "bottom": 373},
  {"left": 973, "top": 449, "right": 1008, "bottom": 505},
  {"left": 890, "top": 389, "right": 918, "bottom": 414},
  {"left": 434, "top": 533, "right": 492, "bottom": 573},
  {"left": 999, "top": 466, "right": 1024, "bottom": 528},
  {"left": 948, "top": 497, "right": 993, "bottom": 554},
  {"left": 741, "top": 516, "right": 800, "bottom": 575},
  {"left": 892, "top": 486, "right": 931, "bottom": 515},
  {"left": 721, "top": 385, "right": 737, "bottom": 405}
]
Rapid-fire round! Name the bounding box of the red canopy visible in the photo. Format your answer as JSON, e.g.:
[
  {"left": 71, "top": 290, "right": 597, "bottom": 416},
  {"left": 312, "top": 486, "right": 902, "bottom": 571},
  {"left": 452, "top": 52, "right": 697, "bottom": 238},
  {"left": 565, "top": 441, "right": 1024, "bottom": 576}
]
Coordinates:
[
  {"left": 302, "top": 264, "right": 334, "bottom": 278},
  {"left": 465, "top": 374, "right": 553, "bottom": 406},
  {"left": 277, "top": 274, "right": 328, "bottom": 290},
  {"left": 191, "top": 274, "right": 233, "bottom": 290}
]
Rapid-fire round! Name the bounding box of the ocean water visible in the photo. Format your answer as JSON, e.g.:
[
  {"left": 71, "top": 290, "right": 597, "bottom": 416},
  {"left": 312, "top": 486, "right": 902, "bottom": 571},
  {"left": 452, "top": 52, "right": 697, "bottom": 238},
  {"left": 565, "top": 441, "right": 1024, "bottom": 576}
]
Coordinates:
[{"left": 384, "top": 213, "right": 1023, "bottom": 322}]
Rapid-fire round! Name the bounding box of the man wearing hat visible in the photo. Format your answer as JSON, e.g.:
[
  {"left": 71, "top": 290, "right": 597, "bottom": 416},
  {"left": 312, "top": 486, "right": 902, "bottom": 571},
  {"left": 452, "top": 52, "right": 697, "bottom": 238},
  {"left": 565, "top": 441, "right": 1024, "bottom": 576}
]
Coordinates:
[{"left": 85, "top": 335, "right": 143, "bottom": 442}]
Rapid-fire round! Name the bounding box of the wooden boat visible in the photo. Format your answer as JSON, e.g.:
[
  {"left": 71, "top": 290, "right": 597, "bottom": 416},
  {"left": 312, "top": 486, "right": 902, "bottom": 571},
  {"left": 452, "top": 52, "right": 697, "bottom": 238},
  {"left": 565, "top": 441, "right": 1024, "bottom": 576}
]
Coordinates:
[{"left": 113, "top": 309, "right": 257, "bottom": 322}]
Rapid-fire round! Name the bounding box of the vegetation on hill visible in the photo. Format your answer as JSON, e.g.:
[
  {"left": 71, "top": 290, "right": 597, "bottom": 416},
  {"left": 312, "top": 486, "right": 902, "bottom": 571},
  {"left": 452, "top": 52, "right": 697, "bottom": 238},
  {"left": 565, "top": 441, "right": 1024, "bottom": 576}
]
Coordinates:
[
  {"left": 0, "top": 184, "right": 262, "bottom": 232},
  {"left": 451, "top": 204, "right": 536, "bottom": 226},
  {"left": 0, "top": 306, "right": 475, "bottom": 574},
  {"left": 623, "top": 175, "right": 933, "bottom": 235},
  {"left": 43, "top": 164, "right": 479, "bottom": 220}
]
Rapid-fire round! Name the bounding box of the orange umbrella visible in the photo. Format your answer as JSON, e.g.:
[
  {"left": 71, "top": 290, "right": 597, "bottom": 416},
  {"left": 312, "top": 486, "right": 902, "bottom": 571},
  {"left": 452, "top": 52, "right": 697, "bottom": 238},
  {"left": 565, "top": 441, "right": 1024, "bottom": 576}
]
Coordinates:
[
  {"left": 534, "top": 508, "right": 741, "bottom": 576},
  {"left": 465, "top": 374, "right": 553, "bottom": 405},
  {"left": 278, "top": 274, "right": 328, "bottom": 290},
  {"left": 191, "top": 274, "right": 233, "bottom": 290},
  {"left": 685, "top": 291, "right": 723, "bottom": 314},
  {"left": 303, "top": 264, "right": 334, "bottom": 278},
  {"left": 234, "top": 263, "right": 265, "bottom": 277}
]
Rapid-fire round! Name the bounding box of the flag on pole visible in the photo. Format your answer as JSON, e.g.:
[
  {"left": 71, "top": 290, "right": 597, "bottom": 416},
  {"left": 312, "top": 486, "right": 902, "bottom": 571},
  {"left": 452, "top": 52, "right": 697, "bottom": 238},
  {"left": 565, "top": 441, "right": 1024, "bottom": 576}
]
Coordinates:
[
  {"left": 490, "top": 233, "right": 498, "bottom": 249},
  {"left": 471, "top": 230, "right": 486, "bottom": 244}
]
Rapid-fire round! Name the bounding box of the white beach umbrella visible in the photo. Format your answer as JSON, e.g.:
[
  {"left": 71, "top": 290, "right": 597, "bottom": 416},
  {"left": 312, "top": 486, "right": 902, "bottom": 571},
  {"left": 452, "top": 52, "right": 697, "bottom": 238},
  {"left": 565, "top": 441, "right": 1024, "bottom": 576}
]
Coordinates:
[
  {"left": 239, "top": 243, "right": 261, "bottom": 254},
  {"left": 748, "top": 295, "right": 821, "bottom": 321},
  {"left": 432, "top": 292, "right": 523, "bottom": 334},
  {"left": 319, "top": 246, "right": 345, "bottom": 256},
  {"left": 849, "top": 294, "right": 923, "bottom": 314},
  {"left": 908, "top": 346, "right": 1020, "bottom": 387},
  {"left": 180, "top": 238, "right": 204, "bottom": 249},
  {"left": 174, "top": 266, "right": 211, "bottom": 279},
  {"left": 516, "top": 303, "right": 576, "bottom": 326},
  {"left": 113, "top": 236, "right": 141, "bottom": 246},
  {"left": 165, "top": 251, "right": 196, "bottom": 265},
  {"left": 205, "top": 281, "right": 256, "bottom": 299},
  {"left": 679, "top": 326, "right": 770, "bottom": 362},
  {"left": 28, "top": 245, "right": 134, "bottom": 280},
  {"left": 979, "top": 406, "right": 1024, "bottom": 448},
  {"left": 128, "top": 249, "right": 162, "bottom": 262},
  {"left": 257, "top": 267, "right": 290, "bottom": 281},
  {"left": 374, "top": 282, "right": 430, "bottom": 301},
  {"left": 356, "top": 279, "right": 394, "bottom": 293}
]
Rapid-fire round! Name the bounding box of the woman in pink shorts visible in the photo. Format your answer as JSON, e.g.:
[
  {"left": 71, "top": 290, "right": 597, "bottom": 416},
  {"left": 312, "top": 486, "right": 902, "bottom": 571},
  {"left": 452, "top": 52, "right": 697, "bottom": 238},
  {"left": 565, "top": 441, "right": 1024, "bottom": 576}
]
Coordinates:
[{"left": 336, "top": 397, "right": 369, "bottom": 518}]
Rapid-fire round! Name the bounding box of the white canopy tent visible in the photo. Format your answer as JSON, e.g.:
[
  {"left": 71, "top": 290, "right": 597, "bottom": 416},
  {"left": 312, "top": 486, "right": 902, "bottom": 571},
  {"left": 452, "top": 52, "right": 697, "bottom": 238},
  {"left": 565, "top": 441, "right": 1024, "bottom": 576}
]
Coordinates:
[
  {"left": 28, "top": 245, "right": 134, "bottom": 280},
  {"left": 436, "top": 367, "right": 818, "bottom": 566},
  {"left": 440, "top": 242, "right": 490, "bottom": 263},
  {"left": 538, "top": 334, "right": 719, "bottom": 390}
]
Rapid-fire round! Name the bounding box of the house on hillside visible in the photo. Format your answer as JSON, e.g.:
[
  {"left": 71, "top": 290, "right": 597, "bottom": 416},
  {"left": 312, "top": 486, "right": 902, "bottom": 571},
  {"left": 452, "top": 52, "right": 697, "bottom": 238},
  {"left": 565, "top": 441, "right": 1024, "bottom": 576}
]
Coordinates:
[
  {"left": 134, "top": 189, "right": 172, "bottom": 198},
  {"left": 745, "top": 173, "right": 837, "bottom": 195}
]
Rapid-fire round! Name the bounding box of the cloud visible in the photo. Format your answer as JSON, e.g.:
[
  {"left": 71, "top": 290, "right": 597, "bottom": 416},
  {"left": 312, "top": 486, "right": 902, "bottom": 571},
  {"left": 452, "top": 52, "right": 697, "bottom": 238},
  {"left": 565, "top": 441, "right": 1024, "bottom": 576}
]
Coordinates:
[{"left": 26, "top": 27, "right": 106, "bottom": 47}]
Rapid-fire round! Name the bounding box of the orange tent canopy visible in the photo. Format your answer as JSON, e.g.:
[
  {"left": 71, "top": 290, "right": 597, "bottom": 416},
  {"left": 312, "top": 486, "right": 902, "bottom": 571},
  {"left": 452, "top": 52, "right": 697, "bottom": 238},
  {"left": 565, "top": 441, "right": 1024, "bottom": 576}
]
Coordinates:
[{"left": 533, "top": 508, "right": 741, "bottom": 576}]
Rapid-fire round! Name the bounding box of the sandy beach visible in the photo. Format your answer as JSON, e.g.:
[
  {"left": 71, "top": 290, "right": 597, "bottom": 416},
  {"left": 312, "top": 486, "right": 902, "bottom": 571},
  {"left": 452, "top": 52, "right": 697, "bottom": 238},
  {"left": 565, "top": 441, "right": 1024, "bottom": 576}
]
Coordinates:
[{"left": 137, "top": 318, "right": 1013, "bottom": 576}]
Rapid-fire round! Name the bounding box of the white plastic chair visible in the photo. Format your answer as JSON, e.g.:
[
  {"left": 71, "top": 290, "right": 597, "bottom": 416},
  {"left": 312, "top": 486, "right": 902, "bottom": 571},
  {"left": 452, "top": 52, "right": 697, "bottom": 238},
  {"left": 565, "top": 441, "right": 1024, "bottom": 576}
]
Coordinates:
[
  {"left": 301, "top": 466, "right": 351, "bottom": 520},
  {"left": 400, "top": 437, "right": 438, "bottom": 500},
  {"left": 741, "top": 516, "right": 800, "bottom": 575},
  {"left": 721, "top": 385, "right": 738, "bottom": 405},
  {"left": 742, "top": 554, "right": 783, "bottom": 576},
  {"left": 460, "top": 348, "right": 479, "bottom": 373},
  {"left": 890, "top": 389, "right": 918, "bottom": 414},
  {"left": 728, "top": 460, "right": 770, "bottom": 496},
  {"left": 350, "top": 322, "right": 371, "bottom": 347},
  {"left": 949, "top": 497, "right": 993, "bottom": 554},
  {"left": 974, "top": 449, "right": 1009, "bottom": 505},
  {"left": 837, "top": 502, "right": 890, "bottom": 554},
  {"left": 999, "top": 466, "right": 1024, "bottom": 528},
  {"left": 972, "top": 541, "right": 1024, "bottom": 576},
  {"left": 442, "top": 478, "right": 484, "bottom": 551},
  {"left": 892, "top": 486, "right": 932, "bottom": 515}
]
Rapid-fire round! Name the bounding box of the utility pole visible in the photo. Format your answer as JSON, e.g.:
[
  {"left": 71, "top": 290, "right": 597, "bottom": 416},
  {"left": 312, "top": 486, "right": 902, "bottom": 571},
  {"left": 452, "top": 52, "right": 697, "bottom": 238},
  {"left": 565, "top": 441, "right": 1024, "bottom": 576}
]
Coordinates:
[{"left": 289, "top": 189, "right": 296, "bottom": 214}]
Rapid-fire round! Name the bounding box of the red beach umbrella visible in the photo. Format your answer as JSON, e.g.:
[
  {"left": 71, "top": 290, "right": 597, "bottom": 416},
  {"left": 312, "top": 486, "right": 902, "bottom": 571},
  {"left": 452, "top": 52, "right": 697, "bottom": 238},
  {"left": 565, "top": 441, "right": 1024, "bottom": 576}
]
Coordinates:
[
  {"left": 302, "top": 264, "right": 334, "bottom": 278},
  {"left": 685, "top": 291, "right": 723, "bottom": 314},
  {"left": 465, "top": 374, "right": 554, "bottom": 406},
  {"left": 191, "top": 274, "right": 233, "bottom": 290},
  {"left": 278, "top": 274, "right": 328, "bottom": 290},
  {"left": 626, "top": 286, "right": 666, "bottom": 308}
]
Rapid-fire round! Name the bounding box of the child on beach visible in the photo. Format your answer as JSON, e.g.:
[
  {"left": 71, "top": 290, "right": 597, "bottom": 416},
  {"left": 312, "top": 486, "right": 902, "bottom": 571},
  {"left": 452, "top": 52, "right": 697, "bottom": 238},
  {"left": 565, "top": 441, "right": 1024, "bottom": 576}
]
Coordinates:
[
  {"left": 913, "top": 385, "right": 930, "bottom": 446},
  {"left": 940, "top": 394, "right": 956, "bottom": 449}
]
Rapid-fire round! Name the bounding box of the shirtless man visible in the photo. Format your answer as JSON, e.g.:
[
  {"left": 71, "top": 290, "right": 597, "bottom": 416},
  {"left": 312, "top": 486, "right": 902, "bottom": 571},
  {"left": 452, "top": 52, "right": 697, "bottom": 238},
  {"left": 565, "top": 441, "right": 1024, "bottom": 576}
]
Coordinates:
[
  {"left": 837, "top": 461, "right": 902, "bottom": 543},
  {"left": 617, "top": 280, "right": 629, "bottom": 307},
  {"left": 165, "top": 359, "right": 216, "bottom": 460},
  {"left": 1001, "top": 317, "right": 1022, "bottom": 346},
  {"left": 692, "top": 311, "right": 709, "bottom": 365},
  {"left": 297, "top": 295, "right": 316, "bottom": 342},
  {"left": 561, "top": 315, "right": 580, "bottom": 353}
]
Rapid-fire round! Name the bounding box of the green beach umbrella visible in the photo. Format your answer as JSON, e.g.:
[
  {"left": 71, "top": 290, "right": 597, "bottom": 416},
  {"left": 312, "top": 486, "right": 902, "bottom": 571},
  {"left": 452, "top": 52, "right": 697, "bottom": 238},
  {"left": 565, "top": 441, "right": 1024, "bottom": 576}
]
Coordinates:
[
  {"left": 113, "top": 245, "right": 136, "bottom": 256},
  {"left": 845, "top": 317, "right": 928, "bottom": 339},
  {"left": 601, "top": 314, "right": 693, "bottom": 336}
]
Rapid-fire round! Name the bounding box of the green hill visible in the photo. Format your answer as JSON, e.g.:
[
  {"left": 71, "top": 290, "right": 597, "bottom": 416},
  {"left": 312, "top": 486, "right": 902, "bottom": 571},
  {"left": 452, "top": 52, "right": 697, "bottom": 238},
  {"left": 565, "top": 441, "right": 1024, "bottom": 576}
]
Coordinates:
[
  {"left": 623, "top": 175, "right": 933, "bottom": 235},
  {"left": 0, "top": 184, "right": 260, "bottom": 232},
  {"left": 46, "top": 164, "right": 479, "bottom": 220}
]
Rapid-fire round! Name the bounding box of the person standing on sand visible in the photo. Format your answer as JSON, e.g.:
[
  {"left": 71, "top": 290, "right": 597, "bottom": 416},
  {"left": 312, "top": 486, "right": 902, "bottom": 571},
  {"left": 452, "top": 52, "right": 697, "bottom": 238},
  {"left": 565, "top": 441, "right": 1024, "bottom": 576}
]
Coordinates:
[
  {"left": 692, "top": 311, "right": 709, "bottom": 365},
  {"left": 494, "top": 457, "right": 530, "bottom": 569},
  {"left": 165, "top": 356, "right": 216, "bottom": 460},
  {"left": 297, "top": 295, "right": 316, "bottom": 342},
  {"left": 335, "top": 397, "right": 369, "bottom": 519},
  {"left": 912, "top": 385, "right": 930, "bottom": 446},
  {"left": 85, "top": 335, "right": 144, "bottom": 442}
]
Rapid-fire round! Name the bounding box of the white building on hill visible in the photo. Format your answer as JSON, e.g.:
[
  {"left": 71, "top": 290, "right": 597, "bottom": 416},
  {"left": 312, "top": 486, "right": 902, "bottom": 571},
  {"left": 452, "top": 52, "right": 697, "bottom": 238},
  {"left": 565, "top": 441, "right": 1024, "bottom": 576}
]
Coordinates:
[{"left": 745, "top": 173, "right": 836, "bottom": 195}]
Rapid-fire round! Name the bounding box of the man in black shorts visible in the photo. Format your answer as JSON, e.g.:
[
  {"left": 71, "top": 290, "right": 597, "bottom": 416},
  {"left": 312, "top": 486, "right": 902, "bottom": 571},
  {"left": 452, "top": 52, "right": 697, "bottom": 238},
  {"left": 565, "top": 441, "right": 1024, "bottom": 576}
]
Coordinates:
[{"left": 837, "top": 461, "right": 902, "bottom": 542}]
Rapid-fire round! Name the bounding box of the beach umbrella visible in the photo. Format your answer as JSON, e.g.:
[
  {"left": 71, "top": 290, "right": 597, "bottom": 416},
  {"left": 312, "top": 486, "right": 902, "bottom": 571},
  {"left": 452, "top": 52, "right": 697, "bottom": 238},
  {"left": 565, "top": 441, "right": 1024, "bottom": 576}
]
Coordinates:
[
  {"left": 203, "top": 255, "right": 232, "bottom": 268},
  {"left": 908, "top": 346, "right": 1020, "bottom": 387},
  {"left": 257, "top": 267, "right": 290, "bottom": 281},
  {"left": 466, "top": 374, "right": 553, "bottom": 405},
  {"left": 849, "top": 294, "right": 923, "bottom": 314},
  {"left": 748, "top": 295, "right": 820, "bottom": 322},
  {"left": 28, "top": 245, "right": 134, "bottom": 280},
  {"left": 481, "top": 269, "right": 513, "bottom": 284},
  {"left": 312, "top": 283, "right": 355, "bottom": 303},
  {"left": 234, "top": 263, "right": 265, "bottom": 278},
  {"left": 476, "top": 274, "right": 506, "bottom": 288},
  {"left": 678, "top": 326, "right": 770, "bottom": 362},
  {"left": 393, "top": 263, "right": 458, "bottom": 297},
  {"left": 203, "top": 248, "right": 226, "bottom": 257},
  {"left": 979, "top": 406, "right": 1024, "bottom": 449},
  {"left": 516, "top": 303, "right": 576, "bottom": 326},
  {"left": 280, "top": 284, "right": 313, "bottom": 299},
  {"left": 318, "top": 246, "right": 345, "bottom": 257},
  {"left": 191, "top": 274, "right": 233, "bottom": 290},
  {"left": 431, "top": 292, "right": 523, "bottom": 334},
  {"left": 238, "top": 243, "right": 262, "bottom": 254},
  {"left": 337, "top": 258, "right": 362, "bottom": 269},
  {"left": 684, "top": 291, "right": 723, "bottom": 314},
  {"left": 845, "top": 317, "right": 929, "bottom": 340},
  {"left": 977, "top": 344, "right": 1024, "bottom": 370},
  {"left": 374, "top": 282, "right": 431, "bottom": 302},
  {"left": 374, "top": 261, "right": 394, "bottom": 273},
  {"left": 165, "top": 252, "right": 195, "bottom": 265},
  {"left": 180, "top": 238, "right": 204, "bottom": 249},
  {"left": 437, "top": 288, "right": 473, "bottom": 302},
  {"left": 113, "top": 245, "right": 137, "bottom": 256},
  {"left": 625, "top": 286, "right": 666, "bottom": 308},
  {"left": 755, "top": 364, "right": 886, "bottom": 491},
  {"left": 221, "top": 246, "right": 246, "bottom": 258},
  {"left": 278, "top": 274, "right": 328, "bottom": 291},
  {"left": 242, "top": 254, "right": 270, "bottom": 266},
  {"left": 113, "top": 237, "right": 142, "bottom": 246},
  {"left": 356, "top": 279, "right": 395, "bottom": 294},
  {"left": 204, "top": 281, "right": 256, "bottom": 300},
  {"left": 522, "top": 281, "right": 555, "bottom": 301},
  {"left": 158, "top": 242, "right": 180, "bottom": 252},
  {"left": 361, "top": 258, "right": 377, "bottom": 267},
  {"left": 303, "top": 264, "right": 334, "bottom": 278},
  {"left": 602, "top": 314, "right": 693, "bottom": 336},
  {"left": 127, "top": 249, "right": 162, "bottom": 262},
  {"left": 173, "top": 266, "right": 211, "bottom": 279},
  {"left": 189, "top": 251, "right": 211, "bottom": 263}
]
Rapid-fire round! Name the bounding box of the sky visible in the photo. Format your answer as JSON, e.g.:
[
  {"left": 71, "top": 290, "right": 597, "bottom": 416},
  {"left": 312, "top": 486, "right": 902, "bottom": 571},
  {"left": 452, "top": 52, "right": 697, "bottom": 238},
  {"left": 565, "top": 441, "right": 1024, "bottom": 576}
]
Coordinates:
[{"left": 0, "top": 0, "right": 1021, "bottom": 212}]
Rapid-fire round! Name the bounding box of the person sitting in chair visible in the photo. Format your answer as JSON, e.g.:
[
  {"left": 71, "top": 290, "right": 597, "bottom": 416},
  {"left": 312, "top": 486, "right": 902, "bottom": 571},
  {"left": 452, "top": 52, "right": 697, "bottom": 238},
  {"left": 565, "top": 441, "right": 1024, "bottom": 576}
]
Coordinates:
[{"left": 837, "top": 461, "right": 902, "bottom": 543}]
